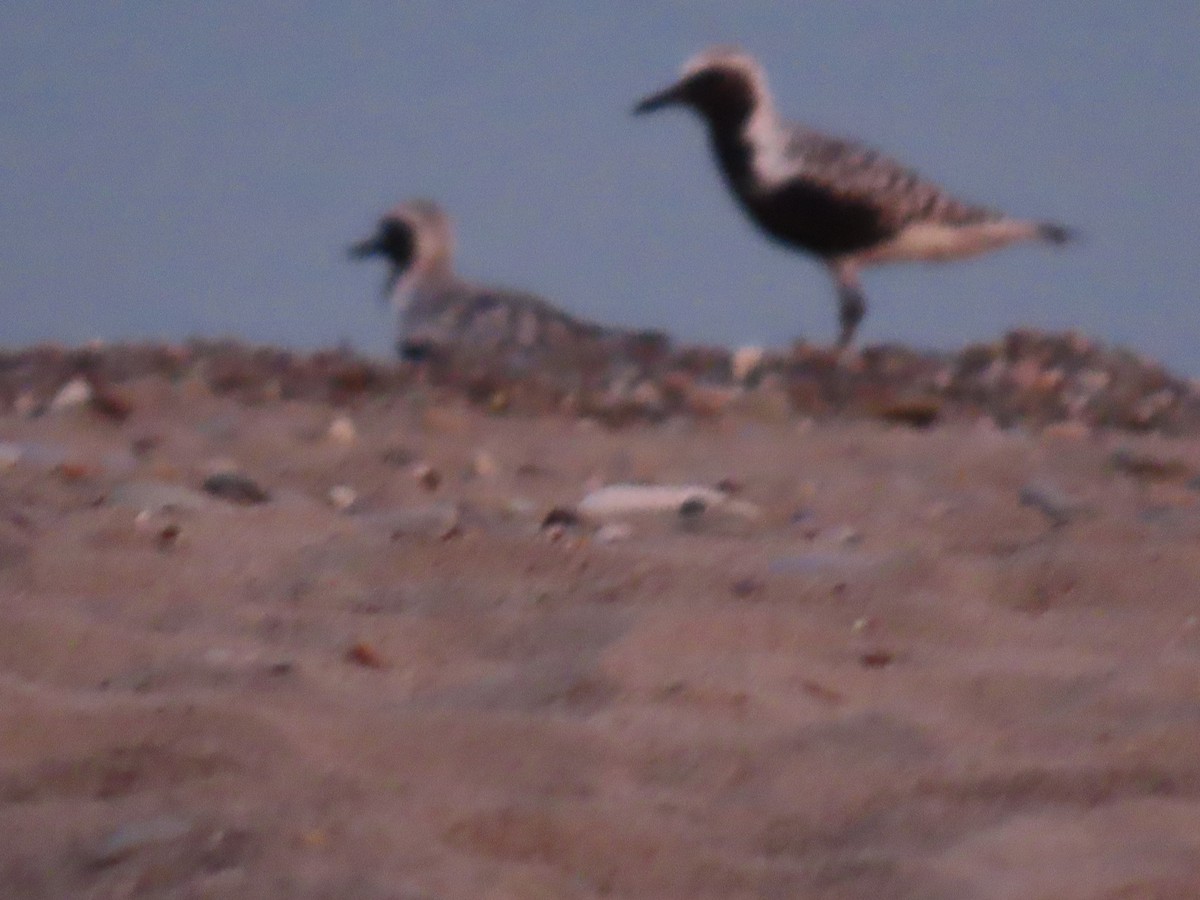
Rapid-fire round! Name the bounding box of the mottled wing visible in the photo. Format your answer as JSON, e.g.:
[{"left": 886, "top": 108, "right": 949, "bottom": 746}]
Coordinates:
[{"left": 782, "top": 126, "right": 997, "bottom": 231}]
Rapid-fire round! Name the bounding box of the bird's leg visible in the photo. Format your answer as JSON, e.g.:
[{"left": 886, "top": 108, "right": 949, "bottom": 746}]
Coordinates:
[{"left": 828, "top": 259, "right": 866, "bottom": 348}]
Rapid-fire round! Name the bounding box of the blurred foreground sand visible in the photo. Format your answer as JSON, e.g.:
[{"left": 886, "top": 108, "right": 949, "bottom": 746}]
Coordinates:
[{"left": 2, "top": 340, "right": 1200, "bottom": 898}]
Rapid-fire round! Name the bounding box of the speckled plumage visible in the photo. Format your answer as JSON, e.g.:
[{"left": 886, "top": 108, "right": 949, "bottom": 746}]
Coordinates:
[
  {"left": 350, "top": 199, "right": 667, "bottom": 372},
  {"left": 635, "top": 47, "right": 1071, "bottom": 346}
]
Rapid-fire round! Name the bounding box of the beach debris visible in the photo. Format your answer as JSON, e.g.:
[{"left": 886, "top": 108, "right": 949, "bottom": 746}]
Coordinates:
[
  {"left": 328, "top": 485, "right": 358, "bottom": 511},
  {"left": 202, "top": 472, "right": 271, "bottom": 505},
  {"left": 48, "top": 377, "right": 92, "bottom": 412},
  {"left": 345, "top": 640, "right": 387, "bottom": 669},
  {"left": 729, "top": 576, "right": 764, "bottom": 599},
  {"left": 155, "top": 521, "right": 182, "bottom": 549},
  {"left": 54, "top": 461, "right": 93, "bottom": 482},
  {"left": 873, "top": 396, "right": 941, "bottom": 428},
  {"left": 471, "top": 450, "right": 498, "bottom": 478},
  {"left": 381, "top": 445, "right": 416, "bottom": 467},
  {"left": 0, "top": 442, "right": 21, "bottom": 470},
  {"left": 356, "top": 504, "right": 460, "bottom": 539},
  {"left": 541, "top": 507, "right": 582, "bottom": 530},
  {"left": 1109, "top": 448, "right": 1193, "bottom": 483},
  {"left": 731, "top": 345, "right": 765, "bottom": 383},
  {"left": 87, "top": 378, "right": 135, "bottom": 422},
  {"left": 859, "top": 649, "right": 895, "bottom": 669},
  {"left": 109, "top": 479, "right": 212, "bottom": 513},
  {"left": 828, "top": 525, "right": 863, "bottom": 546},
  {"left": 91, "top": 815, "right": 193, "bottom": 867},
  {"left": 595, "top": 522, "right": 634, "bottom": 544},
  {"left": 412, "top": 462, "right": 442, "bottom": 491},
  {"left": 1019, "top": 481, "right": 1093, "bottom": 528},
  {"left": 327, "top": 415, "right": 358, "bottom": 445},
  {"left": 768, "top": 552, "right": 874, "bottom": 576},
  {"left": 577, "top": 483, "right": 760, "bottom": 522},
  {"left": 800, "top": 679, "right": 845, "bottom": 705}
]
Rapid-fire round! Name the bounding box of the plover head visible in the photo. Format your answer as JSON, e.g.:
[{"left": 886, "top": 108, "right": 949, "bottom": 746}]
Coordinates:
[
  {"left": 349, "top": 199, "right": 456, "bottom": 303},
  {"left": 634, "top": 47, "right": 774, "bottom": 131}
]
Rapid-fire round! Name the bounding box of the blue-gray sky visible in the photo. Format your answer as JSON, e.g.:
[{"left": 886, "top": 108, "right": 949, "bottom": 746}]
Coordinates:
[{"left": 3, "top": 3, "right": 1199, "bottom": 370}]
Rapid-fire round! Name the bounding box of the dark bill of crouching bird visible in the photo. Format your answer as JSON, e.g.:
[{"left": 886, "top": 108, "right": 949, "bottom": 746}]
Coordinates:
[
  {"left": 349, "top": 199, "right": 669, "bottom": 376},
  {"left": 634, "top": 47, "right": 1072, "bottom": 347}
]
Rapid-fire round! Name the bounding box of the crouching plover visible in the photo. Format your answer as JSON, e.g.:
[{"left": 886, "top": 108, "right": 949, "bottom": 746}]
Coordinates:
[
  {"left": 350, "top": 199, "right": 667, "bottom": 372},
  {"left": 635, "top": 48, "right": 1072, "bottom": 347}
]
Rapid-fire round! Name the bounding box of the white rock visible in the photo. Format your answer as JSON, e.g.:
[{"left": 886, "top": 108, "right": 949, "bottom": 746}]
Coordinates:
[
  {"left": 328, "top": 484, "right": 358, "bottom": 511},
  {"left": 595, "top": 522, "right": 634, "bottom": 543},
  {"left": 731, "top": 345, "right": 765, "bottom": 383},
  {"left": 328, "top": 415, "right": 357, "bottom": 445},
  {"left": 49, "top": 377, "right": 92, "bottom": 412},
  {"left": 578, "top": 483, "right": 759, "bottom": 522}
]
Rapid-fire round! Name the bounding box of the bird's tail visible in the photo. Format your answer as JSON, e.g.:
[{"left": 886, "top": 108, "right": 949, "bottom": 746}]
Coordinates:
[{"left": 1036, "top": 222, "right": 1074, "bottom": 245}]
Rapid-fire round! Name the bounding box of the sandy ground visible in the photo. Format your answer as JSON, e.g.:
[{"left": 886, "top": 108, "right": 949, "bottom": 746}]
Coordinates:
[{"left": 3, "top": 369, "right": 1200, "bottom": 899}]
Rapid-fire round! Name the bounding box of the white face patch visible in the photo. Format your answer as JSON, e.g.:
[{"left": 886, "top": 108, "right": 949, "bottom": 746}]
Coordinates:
[{"left": 680, "top": 53, "right": 798, "bottom": 191}]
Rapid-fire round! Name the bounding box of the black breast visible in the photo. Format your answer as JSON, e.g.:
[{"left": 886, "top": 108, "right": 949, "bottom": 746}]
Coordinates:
[{"left": 746, "top": 180, "right": 896, "bottom": 258}]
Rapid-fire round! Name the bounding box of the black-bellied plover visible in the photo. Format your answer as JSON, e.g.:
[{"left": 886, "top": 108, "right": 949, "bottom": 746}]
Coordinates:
[
  {"left": 350, "top": 199, "right": 667, "bottom": 373},
  {"left": 635, "top": 47, "right": 1072, "bottom": 347}
]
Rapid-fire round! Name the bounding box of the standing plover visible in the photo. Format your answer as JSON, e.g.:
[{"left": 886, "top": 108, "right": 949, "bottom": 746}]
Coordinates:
[
  {"left": 635, "top": 47, "right": 1072, "bottom": 346},
  {"left": 350, "top": 199, "right": 667, "bottom": 371}
]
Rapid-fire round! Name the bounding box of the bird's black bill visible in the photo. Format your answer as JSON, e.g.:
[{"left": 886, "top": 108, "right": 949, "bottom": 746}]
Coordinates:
[
  {"left": 633, "top": 83, "right": 685, "bottom": 115},
  {"left": 348, "top": 235, "right": 382, "bottom": 260}
]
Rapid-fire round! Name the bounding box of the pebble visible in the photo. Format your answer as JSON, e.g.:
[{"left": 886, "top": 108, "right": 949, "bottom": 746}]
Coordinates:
[
  {"left": 1019, "top": 481, "right": 1093, "bottom": 527},
  {"left": 345, "top": 640, "right": 387, "bottom": 669},
  {"left": 328, "top": 485, "right": 358, "bottom": 511},
  {"left": 578, "top": 483, "right": 759, "bottom": 521},
  {"left": 91, "top": 815, "right": 193, "bottom": 867},
  {"left": 354, "top": 504, "right": 460, "bottom": 539},
  {"left": 110, "top": 480, "right": 213, "bottom": 513},
  {"left": 412, "top": 462, "right": 442, "bottom": 491},
  {"left": 0, "top": 442, "right": 22, "bottom": 470},
  {"left": 731, "top": 345, "right": 765, "bottom": 383},
  {"left": 768, "top": 552, "right": 875, "bottom": 576},
  {"left": 328, "top": 415, "right": 357, "bottom": 445},
  {"left": 1110, "top": 448, "right": 1192, "bottom": 483},
  {"left": 202, "top": 472, "right": 271, "bottom": 505},
  {"left": 471, "top": 451, "right": 498, "bottom": 478},
  {"left": 595, "top": 522, "right": 633, "bottom": 544},
  {"left": 48, "top": 377, "right": 92, "bottom": 412}
]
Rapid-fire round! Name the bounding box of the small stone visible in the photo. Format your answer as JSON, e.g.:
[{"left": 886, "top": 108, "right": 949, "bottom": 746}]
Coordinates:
[
  {"left": 109, "top": 480, "right": 213, "bottom": 513},
  {"left": 355, "top": 504, "right": 460, "bottom": 539},
  {"left": 729, "top": 577, "right": 764, "bottom": 598},
  {"left": 412, "top": 463, "right": 441, "bottom": 491},
  {"left": 48, "top": 377, "right": 92, "bottom": 412},
  {"left": 731, "top": 345, "right": 765, "bottom": 383},
  {"left": 1110, "top": 448, "right": 1192, "bottom": 483},
  {"left": 0, "top": 443, "right": 21, "bottom": 470},
  {"left": 328, "top": 485, "right": 358, "bottom": 511},
  {"left": 91, "top": 815, "right": 193, "bottom": 867},
  {"left": 541, "top": 507, "right": 582, "bottom": 529},
  {"left": 88, "top": 381, "right": 134, "bottom": 422},
  {"left": 202, "top": 472, "right": 271, "bottom": 505},
  {"left": 579, "top": 484, "right": 742, "bottom": 520},
  {"left": 874, "top": 397, "right": 941, "bottom": 429},
  {"left": 156, "top": 522, "right": 181, "bottom": 549},
  {"left": 345, "top": 640, "right": 387, "bottom": 669},
  {"left": 829, "top": 525, "right": 863, "bottom": 546},
  {"left": 595, "top": 523, "right": 633, "bottom": 544},
  {"left": 1019, "top": 482, "right": 1092, "bottom": 527},
  {"left": 55, "top": 461, "right": 94, "bottom": 482},
  {"left": 471, "top": 451, "right": 498, "bottom": 478},
  {"left": 381, "top": 446, "right": 415, "bottom": 467},
  {"left": 1043, "top": 421, "right": 1091, "bottom": 440},
  {"left": 859, "top": 650, "right": 894, "bottom": 669},
  {"left": 800, "top": 680, "right": 844, "bottom": 705},
  {"left": 328, "top": 415, "right": 357, "bottom": 445}
]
